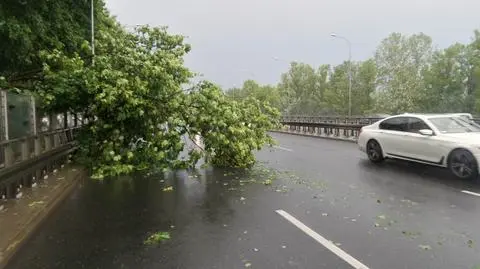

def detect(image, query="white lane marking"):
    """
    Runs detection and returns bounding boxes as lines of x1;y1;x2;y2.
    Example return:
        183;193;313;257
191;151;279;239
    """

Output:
273;145;293;152
461;190;480;197
275;209;370;269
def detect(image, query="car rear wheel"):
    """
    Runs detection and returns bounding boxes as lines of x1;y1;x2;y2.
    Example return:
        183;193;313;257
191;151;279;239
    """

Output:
448;149;478;180
366;140;384;163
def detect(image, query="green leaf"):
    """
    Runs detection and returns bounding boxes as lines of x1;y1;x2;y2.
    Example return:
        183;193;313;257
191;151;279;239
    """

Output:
144;231;171;245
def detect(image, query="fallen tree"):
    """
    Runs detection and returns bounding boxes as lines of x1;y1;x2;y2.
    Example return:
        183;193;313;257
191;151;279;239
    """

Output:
35;18;279;178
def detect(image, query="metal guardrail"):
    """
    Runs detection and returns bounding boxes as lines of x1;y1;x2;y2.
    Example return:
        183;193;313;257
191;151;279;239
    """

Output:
281;115;480;124
279;123;363;141
279;116;380;140
279;115;480;141
281;116;382;125
0;127;82;203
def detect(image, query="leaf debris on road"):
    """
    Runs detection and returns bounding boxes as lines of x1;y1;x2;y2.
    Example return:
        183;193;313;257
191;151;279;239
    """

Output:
28;201;45;207
144;231;171;245
402;230;421;239
162;186;173;192
418;244;432;250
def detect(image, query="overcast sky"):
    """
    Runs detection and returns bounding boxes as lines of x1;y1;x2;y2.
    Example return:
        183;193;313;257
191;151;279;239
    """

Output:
105;0;480;89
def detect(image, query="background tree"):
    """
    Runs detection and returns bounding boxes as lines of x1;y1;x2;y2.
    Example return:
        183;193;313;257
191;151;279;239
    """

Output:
374;32;434;113
225;80;281;109
315;64;332;114
423;43;470;112
324;62;349;115
278;62;316;114
323;61;376;116
354;59;377;115
277;62;331;115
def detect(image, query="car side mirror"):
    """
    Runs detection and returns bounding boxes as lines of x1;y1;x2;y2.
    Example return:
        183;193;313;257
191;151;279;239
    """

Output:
419;129;433;136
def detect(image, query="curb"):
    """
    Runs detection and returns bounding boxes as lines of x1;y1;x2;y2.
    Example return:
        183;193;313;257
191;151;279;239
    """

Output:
270;130;357;143
0;166;86;269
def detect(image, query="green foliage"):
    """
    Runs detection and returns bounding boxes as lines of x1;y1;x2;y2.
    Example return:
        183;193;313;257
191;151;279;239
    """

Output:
374;32;433;114
354;59;377;114
274;60;375;116
35;17;279;177
188;82;280;168
39;24;190;178
144;231;171;245
423;43;470;112
0;0;107;88
226;80;281;110
278;62;324;115
324;62;350;115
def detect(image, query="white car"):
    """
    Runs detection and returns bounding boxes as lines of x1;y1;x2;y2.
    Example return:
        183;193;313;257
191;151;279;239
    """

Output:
357;113;480;180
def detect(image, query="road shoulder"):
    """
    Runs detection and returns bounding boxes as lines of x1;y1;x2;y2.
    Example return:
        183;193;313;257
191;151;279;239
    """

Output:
0;165;86;269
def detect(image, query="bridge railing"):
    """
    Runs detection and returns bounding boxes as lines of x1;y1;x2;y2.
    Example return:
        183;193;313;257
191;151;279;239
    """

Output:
280;116;480;141
0;126;84;203
279;116;381;141
0;90;89;205
281;115;383;125
279;115;480;141
0;127;82;168
278;122;363;141
282;115;480;124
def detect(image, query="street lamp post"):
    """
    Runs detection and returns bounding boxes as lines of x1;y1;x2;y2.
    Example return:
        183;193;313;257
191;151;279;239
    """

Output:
91;0;95;64
330;33;352;117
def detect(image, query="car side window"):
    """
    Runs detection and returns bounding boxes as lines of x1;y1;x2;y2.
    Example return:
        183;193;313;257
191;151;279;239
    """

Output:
379;117;409;132
407;117;431;133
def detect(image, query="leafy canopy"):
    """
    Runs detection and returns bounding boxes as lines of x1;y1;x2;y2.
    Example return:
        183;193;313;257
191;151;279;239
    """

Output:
37;22;279;178
0;0;108;86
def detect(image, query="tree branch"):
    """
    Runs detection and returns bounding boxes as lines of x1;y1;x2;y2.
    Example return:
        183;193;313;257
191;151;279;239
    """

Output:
186;130;204;151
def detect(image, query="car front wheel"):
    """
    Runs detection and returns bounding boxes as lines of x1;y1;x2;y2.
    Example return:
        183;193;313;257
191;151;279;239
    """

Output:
366;140;384;163
448;149;478;180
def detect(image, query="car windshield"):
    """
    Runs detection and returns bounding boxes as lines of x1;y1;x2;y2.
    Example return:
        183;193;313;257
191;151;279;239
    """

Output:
429;117;480;133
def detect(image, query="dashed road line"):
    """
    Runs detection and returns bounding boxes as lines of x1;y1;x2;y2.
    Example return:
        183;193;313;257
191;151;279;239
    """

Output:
272;146;293;152
461;190;480;197
275;209;370;269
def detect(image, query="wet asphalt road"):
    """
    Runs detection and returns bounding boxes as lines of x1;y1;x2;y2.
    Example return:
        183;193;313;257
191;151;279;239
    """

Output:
5;133;480;269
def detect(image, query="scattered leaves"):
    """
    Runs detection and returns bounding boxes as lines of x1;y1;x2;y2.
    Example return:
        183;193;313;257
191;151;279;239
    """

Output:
144;232;171;245
162;186;174;192
401;231;421;239
28;201;45;207
418;244;432;251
